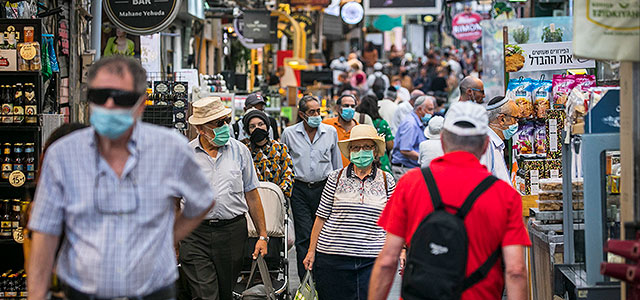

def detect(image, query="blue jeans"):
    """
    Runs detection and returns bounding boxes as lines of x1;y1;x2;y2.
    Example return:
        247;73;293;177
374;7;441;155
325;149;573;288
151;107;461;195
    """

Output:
314;253;376;300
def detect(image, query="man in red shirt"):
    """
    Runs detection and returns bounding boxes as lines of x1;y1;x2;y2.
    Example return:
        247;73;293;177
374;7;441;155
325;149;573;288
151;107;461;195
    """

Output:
369;101;530;300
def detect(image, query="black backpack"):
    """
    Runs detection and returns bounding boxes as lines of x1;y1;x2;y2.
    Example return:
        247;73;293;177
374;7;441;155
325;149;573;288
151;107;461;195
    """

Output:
372;75;386;96
401;168;501;300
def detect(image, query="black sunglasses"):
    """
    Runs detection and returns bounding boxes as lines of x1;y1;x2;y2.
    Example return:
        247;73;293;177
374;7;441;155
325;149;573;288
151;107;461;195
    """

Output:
87;88;143;107
206;116;231;128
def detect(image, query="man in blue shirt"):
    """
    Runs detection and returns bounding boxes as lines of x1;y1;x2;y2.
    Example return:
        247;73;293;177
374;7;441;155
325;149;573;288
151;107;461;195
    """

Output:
281;95;342;280
28;56;215;300
391;96;435;178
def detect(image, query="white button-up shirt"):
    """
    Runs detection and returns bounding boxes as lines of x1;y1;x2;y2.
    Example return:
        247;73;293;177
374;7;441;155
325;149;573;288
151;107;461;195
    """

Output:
480;129;511;182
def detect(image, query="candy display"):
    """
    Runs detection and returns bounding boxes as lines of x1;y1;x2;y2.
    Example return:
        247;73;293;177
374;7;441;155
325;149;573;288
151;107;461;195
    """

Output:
544;159;562;179
517;122;535;157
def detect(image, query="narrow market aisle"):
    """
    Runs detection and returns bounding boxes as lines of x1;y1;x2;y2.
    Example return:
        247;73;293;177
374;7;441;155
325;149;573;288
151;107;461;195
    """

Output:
288;247;402;299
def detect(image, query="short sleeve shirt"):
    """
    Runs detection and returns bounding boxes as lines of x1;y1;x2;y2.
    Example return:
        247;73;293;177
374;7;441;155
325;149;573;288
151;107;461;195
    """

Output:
378;151;531;300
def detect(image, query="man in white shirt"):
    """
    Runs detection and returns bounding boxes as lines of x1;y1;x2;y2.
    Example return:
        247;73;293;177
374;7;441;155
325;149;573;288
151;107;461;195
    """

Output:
392;90;424;135
419;116;445;167
378;87;398;129
390;75;411;103
330;52;349;86
367;62;390;99
480;96;520;182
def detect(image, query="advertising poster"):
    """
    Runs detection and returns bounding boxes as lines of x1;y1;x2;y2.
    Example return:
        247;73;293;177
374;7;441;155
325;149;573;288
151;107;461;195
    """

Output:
504;42;595;72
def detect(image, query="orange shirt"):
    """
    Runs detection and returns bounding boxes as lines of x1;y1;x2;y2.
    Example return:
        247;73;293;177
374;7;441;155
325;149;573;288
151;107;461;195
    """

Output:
322;116;358;167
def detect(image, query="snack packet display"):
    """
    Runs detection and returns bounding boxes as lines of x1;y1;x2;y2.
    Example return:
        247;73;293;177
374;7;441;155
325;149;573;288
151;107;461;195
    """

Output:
535;122;546;157
572;74;596;92
516;122;535;158
507;78;533;119
552;74;575;109
532;80;552;119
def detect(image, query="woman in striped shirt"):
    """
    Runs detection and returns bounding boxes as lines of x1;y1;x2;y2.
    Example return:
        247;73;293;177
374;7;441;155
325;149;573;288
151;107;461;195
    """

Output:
303;124;396;300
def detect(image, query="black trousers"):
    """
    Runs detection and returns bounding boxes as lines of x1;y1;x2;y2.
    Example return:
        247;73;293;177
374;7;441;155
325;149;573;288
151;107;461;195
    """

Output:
290;180;325;281
178;216;248;300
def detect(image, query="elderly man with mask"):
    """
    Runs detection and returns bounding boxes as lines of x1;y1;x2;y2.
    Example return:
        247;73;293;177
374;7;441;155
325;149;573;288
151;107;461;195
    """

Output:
181;96;269;300
458;76;485;104
390;95;435;178
480;96;520;182
28;56;216;300
323;94;360;167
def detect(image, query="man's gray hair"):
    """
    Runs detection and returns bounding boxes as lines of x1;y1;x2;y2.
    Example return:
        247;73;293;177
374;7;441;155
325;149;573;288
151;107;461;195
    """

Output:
487;101;513;122
441;129;487;158
414;95;435;111
298;95;319;113
87;56;147;94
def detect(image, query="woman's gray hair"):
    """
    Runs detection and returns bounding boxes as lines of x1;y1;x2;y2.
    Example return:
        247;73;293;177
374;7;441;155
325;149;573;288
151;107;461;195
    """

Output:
87;56;148;95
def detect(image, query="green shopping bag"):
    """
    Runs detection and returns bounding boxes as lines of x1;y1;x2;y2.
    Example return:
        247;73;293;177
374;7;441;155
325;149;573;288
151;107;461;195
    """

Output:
294;270;318;300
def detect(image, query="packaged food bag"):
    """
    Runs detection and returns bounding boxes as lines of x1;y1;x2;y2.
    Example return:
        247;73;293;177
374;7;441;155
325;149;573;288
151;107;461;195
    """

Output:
532;80;552;119
552;74;575;109
507;78;533;119
294;271;318;300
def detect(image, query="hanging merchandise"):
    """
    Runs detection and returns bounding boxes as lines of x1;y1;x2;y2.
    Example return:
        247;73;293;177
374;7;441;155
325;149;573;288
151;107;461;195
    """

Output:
40;41;51;81
44;36;59;72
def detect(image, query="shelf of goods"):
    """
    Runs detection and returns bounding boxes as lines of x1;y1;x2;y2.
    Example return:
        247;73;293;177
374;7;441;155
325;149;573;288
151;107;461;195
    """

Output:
0;18;44;276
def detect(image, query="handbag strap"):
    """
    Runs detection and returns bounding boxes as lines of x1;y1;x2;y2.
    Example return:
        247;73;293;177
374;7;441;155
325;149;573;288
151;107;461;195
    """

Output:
301;270;316;294
245;254;276;299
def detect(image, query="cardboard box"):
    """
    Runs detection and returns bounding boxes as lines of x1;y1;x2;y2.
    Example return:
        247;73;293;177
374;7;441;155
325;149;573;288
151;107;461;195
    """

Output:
522;195;539;217
0;49;17;71
545;109;565;159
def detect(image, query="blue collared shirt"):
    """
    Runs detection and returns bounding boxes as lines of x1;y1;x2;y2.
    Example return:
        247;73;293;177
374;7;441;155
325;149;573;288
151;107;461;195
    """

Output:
392;111;426;168
189;136;260;220
28;122;215;298
281;122;341;183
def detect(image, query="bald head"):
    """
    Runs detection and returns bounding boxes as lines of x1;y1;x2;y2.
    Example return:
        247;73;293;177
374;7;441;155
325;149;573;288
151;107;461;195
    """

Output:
459;76;485;104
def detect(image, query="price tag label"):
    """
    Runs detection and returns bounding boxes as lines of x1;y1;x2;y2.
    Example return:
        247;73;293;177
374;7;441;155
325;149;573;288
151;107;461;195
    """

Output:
9;170;25;187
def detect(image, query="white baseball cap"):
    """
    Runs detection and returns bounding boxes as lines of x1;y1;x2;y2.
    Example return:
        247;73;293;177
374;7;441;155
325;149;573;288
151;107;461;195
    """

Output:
374;62;383;71
443;101;489;136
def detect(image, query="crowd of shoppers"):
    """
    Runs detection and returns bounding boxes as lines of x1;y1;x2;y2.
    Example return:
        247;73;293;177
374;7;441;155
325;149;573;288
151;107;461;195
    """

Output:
25;55;529;300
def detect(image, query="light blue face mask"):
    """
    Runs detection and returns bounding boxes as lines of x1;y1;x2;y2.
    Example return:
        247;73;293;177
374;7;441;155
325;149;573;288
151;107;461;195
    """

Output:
421;113;432;125
394;85;402;91
90;104;137;140
306;115;322;128
341;107;355;121
503;123;519;140
439;108;446;114
350;150;374;168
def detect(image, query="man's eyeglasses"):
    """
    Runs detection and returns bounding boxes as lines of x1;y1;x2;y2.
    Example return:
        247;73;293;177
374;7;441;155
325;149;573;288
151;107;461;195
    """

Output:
87;88;143;107
350;144;376;152
305;109;321;116
248;122;266;130
469;88;485;94
94;171;140;215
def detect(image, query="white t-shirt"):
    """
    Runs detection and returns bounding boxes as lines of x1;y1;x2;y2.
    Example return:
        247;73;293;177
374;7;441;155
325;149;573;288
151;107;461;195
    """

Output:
391;101;413;135
419;139;444;168
378;99;397;128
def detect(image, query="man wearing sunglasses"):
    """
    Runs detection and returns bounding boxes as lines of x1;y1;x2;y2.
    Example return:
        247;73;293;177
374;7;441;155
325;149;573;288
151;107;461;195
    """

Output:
323;94;360;167
28;56;216;300
182;96;268;300
459;76;486;104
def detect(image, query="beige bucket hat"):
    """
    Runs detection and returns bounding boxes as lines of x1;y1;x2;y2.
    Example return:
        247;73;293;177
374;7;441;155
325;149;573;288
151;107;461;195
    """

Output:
338;124;386;158
188;97;232;125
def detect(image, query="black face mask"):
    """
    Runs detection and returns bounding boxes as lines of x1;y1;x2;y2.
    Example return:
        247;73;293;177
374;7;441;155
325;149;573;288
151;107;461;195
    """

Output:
250;128;269;145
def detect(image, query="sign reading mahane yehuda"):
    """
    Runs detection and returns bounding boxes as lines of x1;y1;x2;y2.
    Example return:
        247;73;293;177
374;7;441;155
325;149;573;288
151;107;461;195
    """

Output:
103;0;181;35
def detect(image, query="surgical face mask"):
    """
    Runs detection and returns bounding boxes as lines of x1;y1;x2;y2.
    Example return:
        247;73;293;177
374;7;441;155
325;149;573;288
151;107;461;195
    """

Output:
394;84;401;91
90;103;138;140
341;107;355;121
502;123;519;140
438;108;446;114
204;124;231;146
350;150;374;168
421;113;433;125
306;115;322;128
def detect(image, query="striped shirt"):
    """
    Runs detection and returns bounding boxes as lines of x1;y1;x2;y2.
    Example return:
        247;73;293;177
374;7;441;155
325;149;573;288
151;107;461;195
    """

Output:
28;122;215;297
316;164;395;257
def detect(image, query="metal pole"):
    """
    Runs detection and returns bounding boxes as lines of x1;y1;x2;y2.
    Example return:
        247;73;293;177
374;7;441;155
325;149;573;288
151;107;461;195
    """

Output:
91;1;102;61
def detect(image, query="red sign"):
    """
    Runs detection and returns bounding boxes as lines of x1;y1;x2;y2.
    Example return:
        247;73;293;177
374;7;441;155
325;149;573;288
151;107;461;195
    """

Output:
452;12;483;41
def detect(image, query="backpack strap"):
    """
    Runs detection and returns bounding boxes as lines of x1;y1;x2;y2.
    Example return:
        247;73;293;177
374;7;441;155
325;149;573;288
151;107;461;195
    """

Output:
359;113;365;124
420;167;444;210
463;247;502;290
383;171;388;195
455;176;498;219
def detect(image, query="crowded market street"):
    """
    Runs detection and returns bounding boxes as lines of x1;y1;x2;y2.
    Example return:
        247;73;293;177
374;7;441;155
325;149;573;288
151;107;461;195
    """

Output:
0;0;639;300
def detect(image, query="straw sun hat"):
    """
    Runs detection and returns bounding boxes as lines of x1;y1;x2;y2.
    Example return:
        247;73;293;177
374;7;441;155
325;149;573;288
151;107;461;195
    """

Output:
188;96;232;125
338;124;386;159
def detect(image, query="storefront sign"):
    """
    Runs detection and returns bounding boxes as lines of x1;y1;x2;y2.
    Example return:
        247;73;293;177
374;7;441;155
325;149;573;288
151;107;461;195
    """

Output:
365;0;440;16
573;0;640;61
243;10;278;44
341;2;364;25
505;42;595;72
452;12;483;41
103;0;181;35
